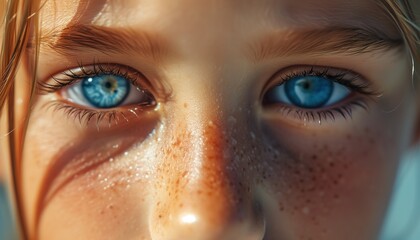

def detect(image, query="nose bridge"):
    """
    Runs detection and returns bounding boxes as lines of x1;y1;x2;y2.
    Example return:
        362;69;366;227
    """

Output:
149;104;264;239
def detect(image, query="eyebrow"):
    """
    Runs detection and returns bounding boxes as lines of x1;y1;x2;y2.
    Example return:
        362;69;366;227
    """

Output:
35;24;168;62
248;27;404;62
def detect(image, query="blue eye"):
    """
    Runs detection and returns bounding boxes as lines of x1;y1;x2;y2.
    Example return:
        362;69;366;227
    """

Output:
64;74;153;109
264;75;351;109
81;75;130;108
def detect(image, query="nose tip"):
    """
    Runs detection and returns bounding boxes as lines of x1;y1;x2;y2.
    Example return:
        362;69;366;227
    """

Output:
149;184;266;240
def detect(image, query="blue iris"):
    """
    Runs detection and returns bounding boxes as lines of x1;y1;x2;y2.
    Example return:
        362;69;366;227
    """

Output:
285;76;333;108
81;74;130;108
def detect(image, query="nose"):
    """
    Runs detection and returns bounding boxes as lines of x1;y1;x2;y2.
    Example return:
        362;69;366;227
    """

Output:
149;112;266;240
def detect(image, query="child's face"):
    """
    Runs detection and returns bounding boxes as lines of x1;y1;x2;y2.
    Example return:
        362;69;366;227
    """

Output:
12;0;419;239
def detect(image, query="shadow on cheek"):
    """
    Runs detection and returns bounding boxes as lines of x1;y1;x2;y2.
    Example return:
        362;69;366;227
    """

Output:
32;119;157;236
259;119;396;235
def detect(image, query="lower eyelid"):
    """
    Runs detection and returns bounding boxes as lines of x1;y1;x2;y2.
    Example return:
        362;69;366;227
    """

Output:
263;97;370;125
45;100;158;128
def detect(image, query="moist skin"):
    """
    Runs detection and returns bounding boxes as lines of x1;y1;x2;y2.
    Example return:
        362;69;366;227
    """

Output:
11;0;419;239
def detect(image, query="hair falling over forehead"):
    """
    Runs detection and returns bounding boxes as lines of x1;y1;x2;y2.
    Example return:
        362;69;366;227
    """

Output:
0;0;420;239
1;0;40;239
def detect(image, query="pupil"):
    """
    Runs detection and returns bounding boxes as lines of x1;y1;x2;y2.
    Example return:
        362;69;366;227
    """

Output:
301;80;311;90
102;77;118;93
105;81;113;89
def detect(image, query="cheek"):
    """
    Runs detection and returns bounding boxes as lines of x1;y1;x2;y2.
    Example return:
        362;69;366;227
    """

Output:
258;106;409;239
22;102;159;239
37;168;152;240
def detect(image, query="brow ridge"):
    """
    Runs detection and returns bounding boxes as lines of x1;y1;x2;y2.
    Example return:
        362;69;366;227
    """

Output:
37;24;167;62
249;27;404;62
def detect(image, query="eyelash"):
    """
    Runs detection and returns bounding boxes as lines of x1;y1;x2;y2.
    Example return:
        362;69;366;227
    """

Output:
39;62;145;93
39;62;155;127
264;66;381;124
40;64;380;127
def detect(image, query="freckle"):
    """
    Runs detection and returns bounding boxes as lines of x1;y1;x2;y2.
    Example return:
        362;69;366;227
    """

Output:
311;155;317;160
183;103;188;108
159;214;162;219
278;202;285;211
302;206;310;215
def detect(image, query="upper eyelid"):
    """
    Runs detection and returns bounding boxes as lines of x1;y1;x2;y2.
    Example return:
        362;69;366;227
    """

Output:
37;63;154;94
280;68;361;91
63;64;146;88
261;65;382;101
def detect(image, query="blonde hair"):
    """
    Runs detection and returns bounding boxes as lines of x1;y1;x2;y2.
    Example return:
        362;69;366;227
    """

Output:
0;0;419;239
1;1;40;239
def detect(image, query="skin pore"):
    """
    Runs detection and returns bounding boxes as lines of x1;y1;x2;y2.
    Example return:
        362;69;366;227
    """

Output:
4;0;420;239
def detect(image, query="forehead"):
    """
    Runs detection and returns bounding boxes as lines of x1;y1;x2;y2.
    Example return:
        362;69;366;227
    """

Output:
40;0;397;36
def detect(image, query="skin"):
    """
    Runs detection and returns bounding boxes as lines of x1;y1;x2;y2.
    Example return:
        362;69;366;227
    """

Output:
2;0;420;239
